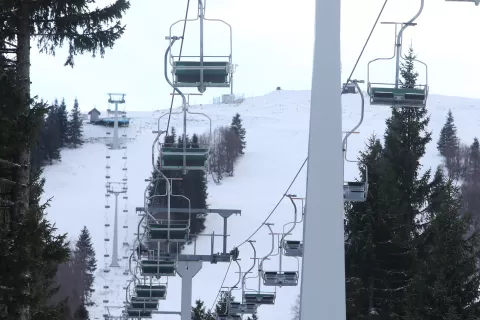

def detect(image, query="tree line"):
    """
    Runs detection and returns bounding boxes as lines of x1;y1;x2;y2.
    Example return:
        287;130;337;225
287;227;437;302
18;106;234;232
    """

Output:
0;1;130;320
147;113;247;254
31;98;85;171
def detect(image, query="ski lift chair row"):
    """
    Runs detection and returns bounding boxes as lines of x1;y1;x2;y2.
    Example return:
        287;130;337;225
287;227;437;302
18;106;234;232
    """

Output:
262;271;299;287
136;284;167;300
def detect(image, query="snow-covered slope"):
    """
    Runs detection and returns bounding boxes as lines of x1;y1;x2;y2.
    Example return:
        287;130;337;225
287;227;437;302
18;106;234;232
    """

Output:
41;90;480;320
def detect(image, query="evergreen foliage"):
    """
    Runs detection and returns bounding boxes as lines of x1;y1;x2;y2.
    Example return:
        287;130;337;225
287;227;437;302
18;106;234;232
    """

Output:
345;45;480;320
68;99;84;148
230;113;246;155
192;299;215;320
74;226;97;306
437;110;461;178
57;99;69;148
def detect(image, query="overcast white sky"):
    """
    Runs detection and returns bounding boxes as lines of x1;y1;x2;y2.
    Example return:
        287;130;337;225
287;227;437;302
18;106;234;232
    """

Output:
30;0;480;112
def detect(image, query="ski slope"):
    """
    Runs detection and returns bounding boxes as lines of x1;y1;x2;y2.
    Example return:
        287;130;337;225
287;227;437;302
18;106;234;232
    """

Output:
41;90;480;320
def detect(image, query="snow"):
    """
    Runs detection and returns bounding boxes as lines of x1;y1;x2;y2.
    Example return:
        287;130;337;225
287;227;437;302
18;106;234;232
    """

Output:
41;90;480;320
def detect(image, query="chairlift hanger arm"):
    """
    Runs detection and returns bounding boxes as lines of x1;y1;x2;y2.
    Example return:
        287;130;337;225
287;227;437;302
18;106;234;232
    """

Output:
342;80;364;152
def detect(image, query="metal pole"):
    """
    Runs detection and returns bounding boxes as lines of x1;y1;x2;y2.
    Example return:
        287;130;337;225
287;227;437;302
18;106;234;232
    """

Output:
299;1;344;320
113;102;119;149
110;193;120;267
199;0;205;93
176;261;202;320
394;0;424;88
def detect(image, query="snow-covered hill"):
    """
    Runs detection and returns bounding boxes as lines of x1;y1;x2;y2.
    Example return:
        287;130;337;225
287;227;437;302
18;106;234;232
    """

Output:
41;90;480;320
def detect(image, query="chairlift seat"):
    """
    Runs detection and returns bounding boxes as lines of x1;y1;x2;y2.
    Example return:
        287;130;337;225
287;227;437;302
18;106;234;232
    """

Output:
243;293;275;305
148;222;189;241
343;182;367;202
369;86;427;107
262;271;299;287
283;240;303;257
173;61;230;87
130;297;158;310
161;147;209;170
140;259;176;276
217;315;242;320
228;302;257;314
136;285;167;299
126;309;152;318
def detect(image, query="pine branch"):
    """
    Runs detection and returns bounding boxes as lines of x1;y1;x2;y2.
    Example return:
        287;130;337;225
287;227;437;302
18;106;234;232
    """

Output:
0;199;15;207
0;177;16;186
0;158;21;169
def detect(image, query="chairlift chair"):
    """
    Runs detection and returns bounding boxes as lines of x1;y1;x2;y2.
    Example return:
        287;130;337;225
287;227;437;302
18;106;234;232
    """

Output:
136;284;167;300
147;220;190;242
243;292;276;305
166;0;233;93
262;271;299;287
125;309;152;319
228;302;257;315
140;259;176;276
366;4;429;108
283;240;303;257
129;297;159;311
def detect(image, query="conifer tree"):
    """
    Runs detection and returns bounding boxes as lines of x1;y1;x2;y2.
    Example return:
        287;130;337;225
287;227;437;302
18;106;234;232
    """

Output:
192;300;214;320
412;167;480;318
73;303;89;320
68;98;84;148
381;45;432;318
345;136;390;319
230;113;246;155
437;109;460;178
74;226;97;306
462;138;480;222
44;102;62;164
57;98;69;148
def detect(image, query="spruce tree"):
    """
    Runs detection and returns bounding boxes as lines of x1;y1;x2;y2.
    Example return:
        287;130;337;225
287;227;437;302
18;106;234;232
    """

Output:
74;226;97;306
68;99;84;148
381;45;432;318
192;300;214;320
230;113;246;155
345;136;390;319
437;110;460;178
44;102;62;164
73;303;89;320
57;98;69;148
414;167;480;318
461;138;480;222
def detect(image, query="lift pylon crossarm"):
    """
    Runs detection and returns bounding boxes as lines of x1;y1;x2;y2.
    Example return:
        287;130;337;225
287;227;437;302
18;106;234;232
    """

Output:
445;0;480;4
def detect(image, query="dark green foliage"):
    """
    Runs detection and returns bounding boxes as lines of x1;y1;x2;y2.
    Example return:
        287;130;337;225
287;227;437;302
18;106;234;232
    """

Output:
57;99;69;148
462;138;480;221
345;136;390;319
73;303;89;320
192;299;214;320
1;1;130;318
411;167;480;318
346;44;480;320
230;113;246;155
437;110;461;178
43;102;62;164
399;46;419;89
68;99;84;148
74;226;97;306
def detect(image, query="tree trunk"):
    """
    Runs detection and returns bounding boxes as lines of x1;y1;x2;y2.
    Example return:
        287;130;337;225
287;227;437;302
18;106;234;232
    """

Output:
14;1;32;319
